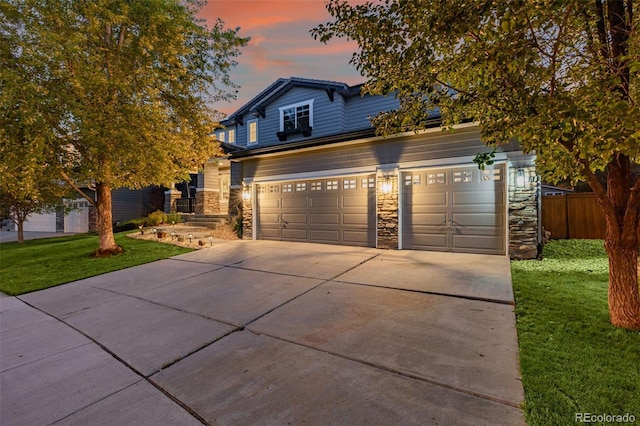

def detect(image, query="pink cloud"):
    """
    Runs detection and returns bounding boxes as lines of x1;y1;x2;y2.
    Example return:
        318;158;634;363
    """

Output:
198;1;366;115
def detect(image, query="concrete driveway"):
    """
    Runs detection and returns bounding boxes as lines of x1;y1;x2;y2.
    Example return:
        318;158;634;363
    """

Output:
1;240;524;425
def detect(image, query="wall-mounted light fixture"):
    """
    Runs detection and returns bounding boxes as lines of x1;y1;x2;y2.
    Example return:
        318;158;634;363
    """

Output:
242;186;251;201
381;175;393;194
516;169;526;188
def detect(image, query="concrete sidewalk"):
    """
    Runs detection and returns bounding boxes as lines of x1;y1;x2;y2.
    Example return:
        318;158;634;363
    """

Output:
1;240;524;425
0;231;80;244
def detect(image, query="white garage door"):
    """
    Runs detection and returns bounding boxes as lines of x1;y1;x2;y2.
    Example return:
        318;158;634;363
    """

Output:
64;200;89;233
402;164;506;254
23;211;56;232
257;174;376;247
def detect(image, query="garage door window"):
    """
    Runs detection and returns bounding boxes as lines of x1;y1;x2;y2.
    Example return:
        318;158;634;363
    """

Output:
327;180;338;190
296;182;307;192
343;179;356;189
283;184;293;193
361;177;375;188
428;172;445;185
311;182;322;191
404;174;421;186
453;169;473;183
481;168;502;181
269;185;280;193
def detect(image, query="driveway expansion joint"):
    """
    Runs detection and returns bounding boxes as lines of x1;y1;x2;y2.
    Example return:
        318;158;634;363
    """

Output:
244;329;522;410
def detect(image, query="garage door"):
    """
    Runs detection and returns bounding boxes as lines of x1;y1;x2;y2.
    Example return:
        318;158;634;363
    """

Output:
64;200;89;233
23;211;56;232
257;174;376;247
402;164;506;254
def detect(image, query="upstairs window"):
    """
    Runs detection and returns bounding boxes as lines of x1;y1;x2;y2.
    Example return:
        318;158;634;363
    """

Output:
278;100;313;141
228;129;235;144
247;120;258;144
217;131;225;142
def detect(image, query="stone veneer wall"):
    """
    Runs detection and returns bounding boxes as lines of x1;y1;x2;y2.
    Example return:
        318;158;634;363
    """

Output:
88;204;98;232
164;189;181;214
241;188;253;240
377;174;399;249
195;189;220;215
508;165;539;259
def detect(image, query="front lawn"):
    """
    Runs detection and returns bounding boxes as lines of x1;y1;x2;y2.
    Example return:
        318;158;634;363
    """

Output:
0;232;192;295
512;240;640;425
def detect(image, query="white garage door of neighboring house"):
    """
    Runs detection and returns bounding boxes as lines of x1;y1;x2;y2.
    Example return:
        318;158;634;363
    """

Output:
257;174;376;247
23;211;56;232
401;164;506;255
64;200;90;233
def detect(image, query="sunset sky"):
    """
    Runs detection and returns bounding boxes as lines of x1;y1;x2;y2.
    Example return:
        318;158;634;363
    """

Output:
198;0;365;116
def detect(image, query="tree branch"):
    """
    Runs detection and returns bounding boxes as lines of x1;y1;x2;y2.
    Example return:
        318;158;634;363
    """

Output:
60;171;96;206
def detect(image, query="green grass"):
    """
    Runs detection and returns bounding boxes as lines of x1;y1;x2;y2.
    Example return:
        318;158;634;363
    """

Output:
0;232;192;295
512;239;640;425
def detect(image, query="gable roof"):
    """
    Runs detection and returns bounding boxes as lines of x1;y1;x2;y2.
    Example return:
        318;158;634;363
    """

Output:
222;77;363;126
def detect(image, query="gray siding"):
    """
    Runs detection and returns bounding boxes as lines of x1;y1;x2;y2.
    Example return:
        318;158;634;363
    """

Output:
254;87;346;147
345;94;400;130
240;129;519;180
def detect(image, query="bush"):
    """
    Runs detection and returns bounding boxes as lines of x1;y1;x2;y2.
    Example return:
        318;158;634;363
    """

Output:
146;210;167;226
231;213;242;238
166;212;183;224
113;218;145;233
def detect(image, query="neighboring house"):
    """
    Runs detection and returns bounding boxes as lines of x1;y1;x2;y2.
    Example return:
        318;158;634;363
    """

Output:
180;77;541;259
22;187;163;233
541;184;574;196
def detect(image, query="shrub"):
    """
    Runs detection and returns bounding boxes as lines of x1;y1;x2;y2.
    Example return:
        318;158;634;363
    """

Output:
113;218;145;233
166;212;183;224
146;210;167;226
231;213;242;238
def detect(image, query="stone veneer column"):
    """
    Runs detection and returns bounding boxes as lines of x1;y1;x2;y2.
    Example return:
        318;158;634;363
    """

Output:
376;172;399;249
242;186;253;240
195;189;220;215
508;165;539;259
164;188;181;214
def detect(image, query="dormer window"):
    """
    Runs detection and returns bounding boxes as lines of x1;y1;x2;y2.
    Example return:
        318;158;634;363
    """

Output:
278;100;313;141
228;129;235;144
217;131;225;142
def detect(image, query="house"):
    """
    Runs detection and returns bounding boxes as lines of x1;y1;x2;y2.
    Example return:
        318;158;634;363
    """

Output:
20;186;164;233
176;77;540;259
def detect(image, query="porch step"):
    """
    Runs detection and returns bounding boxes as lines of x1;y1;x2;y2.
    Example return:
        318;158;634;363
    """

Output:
182;214;228;230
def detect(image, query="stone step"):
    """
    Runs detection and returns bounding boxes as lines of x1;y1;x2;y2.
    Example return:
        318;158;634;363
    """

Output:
184;221;225;230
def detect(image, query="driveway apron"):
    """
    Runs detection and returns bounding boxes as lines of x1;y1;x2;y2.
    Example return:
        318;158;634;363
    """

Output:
1;240;524;425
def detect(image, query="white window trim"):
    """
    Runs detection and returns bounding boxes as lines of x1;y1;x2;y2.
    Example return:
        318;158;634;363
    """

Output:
278;99;314;132
217;131;225;142
247;120;258;145
228;129;235;144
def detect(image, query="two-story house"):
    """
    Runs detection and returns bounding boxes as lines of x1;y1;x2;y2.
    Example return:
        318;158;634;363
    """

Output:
176;77;540;259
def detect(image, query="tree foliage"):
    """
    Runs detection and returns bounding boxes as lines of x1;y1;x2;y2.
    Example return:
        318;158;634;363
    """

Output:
314;0;640;329
1;0;248;253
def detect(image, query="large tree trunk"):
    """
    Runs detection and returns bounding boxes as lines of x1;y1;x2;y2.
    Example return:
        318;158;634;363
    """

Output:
603;155;640;330
605;242;640;330
94;182;123;256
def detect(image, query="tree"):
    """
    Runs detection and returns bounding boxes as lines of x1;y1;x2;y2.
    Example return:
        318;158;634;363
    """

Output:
0;2;72;243
2;0;248;256
313;0;640;330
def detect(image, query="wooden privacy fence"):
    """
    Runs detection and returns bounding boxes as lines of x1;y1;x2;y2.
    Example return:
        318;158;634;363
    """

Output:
542;193;606;239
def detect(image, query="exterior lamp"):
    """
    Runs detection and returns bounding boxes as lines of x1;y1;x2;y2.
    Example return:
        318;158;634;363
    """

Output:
242;187;251;201
152;228;157;234
381;176;393;195
188;233;193;244
516;169;526;188
208;236;213;247
170;231;176;240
